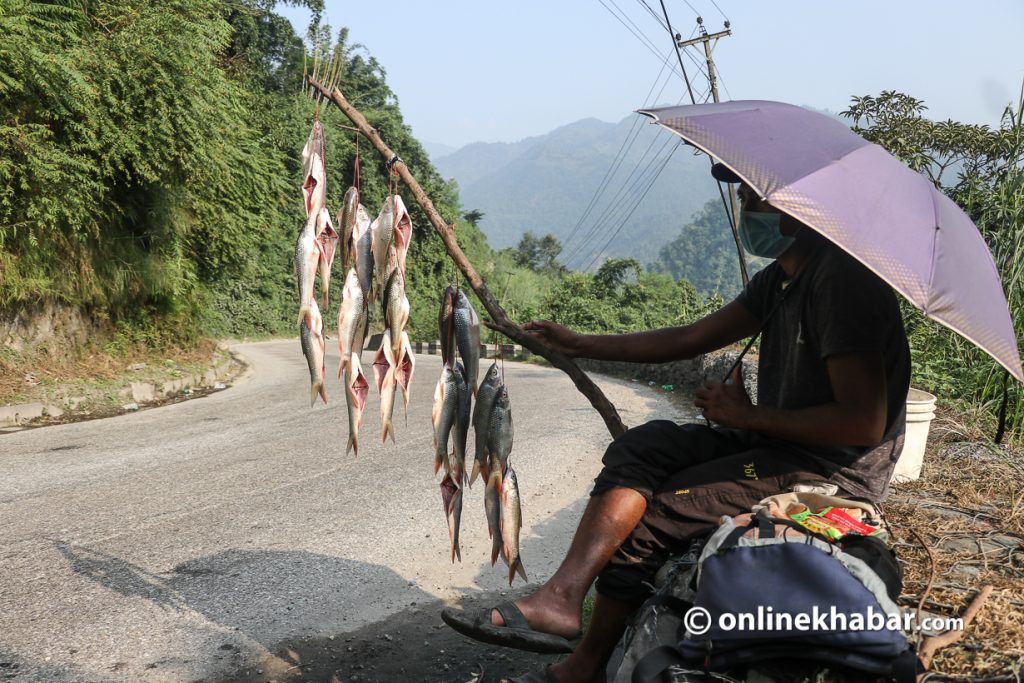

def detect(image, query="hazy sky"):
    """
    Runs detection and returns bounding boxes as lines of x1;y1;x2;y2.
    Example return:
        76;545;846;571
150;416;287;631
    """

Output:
281;1;1024;148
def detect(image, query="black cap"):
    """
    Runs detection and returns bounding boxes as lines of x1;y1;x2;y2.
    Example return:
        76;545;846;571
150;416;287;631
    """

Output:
710;162;742;184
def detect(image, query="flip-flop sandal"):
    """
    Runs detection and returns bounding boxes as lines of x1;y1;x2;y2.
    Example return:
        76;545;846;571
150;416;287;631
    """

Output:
441;601;579;654
504;664;561;682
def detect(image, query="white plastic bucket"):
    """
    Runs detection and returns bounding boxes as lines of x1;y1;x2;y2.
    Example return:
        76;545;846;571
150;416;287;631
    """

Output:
892;388;937;482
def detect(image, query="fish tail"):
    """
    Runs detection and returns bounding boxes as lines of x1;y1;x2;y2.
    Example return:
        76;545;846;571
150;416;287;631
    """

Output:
510;558;526;585
490;535;502;567
310;381;322;407
382;419;395;444
347;431;358;457
298;304;311;326
469;459;481;487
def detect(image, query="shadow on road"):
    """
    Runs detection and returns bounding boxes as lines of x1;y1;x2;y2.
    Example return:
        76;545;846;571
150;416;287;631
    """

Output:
46;490;591;682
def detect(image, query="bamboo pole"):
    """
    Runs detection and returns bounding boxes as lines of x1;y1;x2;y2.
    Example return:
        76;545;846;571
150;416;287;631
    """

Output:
307;77;626;439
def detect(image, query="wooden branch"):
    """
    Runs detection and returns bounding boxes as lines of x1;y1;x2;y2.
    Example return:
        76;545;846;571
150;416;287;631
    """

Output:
308;77;627;440
917;584;994;676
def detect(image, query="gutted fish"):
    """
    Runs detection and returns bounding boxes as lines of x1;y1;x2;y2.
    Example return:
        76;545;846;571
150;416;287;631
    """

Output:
315;207;339;309
394;330;415;420
344;353;369;456
440;473;463;563
392;195;412;274
484;455;503;566
352;204;373;302
338;186;359;270
437;286;457;367
301;120;327;217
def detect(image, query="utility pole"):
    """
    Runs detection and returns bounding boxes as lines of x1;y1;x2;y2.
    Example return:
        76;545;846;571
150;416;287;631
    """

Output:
678;19;749;287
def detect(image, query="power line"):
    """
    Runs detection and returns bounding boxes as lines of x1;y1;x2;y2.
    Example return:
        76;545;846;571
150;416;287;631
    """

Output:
580;142;683;271
559;52;676;254
659;0;696;104
567;133;679;268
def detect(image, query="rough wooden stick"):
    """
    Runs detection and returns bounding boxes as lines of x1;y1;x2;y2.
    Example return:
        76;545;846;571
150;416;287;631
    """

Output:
918;584;995;675
308;77;627;439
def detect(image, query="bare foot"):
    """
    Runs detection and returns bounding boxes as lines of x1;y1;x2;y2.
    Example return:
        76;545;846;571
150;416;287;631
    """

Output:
490;587;581;639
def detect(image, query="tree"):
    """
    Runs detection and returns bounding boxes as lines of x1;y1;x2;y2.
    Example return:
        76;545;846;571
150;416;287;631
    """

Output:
513;231;567;275
462;209;485;227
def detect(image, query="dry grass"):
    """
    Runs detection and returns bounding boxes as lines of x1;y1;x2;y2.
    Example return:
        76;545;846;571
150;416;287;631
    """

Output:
885;411;1024;679
0;338;217;405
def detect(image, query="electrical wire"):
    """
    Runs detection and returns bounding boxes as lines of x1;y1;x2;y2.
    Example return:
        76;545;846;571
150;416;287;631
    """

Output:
580;142;683;271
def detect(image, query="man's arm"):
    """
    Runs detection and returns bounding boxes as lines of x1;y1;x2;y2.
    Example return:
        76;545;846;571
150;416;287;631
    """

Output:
695;350;889;448
523;299;761;364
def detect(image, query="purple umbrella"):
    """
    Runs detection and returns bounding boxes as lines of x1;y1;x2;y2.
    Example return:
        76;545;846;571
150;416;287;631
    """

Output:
641;100;1023;383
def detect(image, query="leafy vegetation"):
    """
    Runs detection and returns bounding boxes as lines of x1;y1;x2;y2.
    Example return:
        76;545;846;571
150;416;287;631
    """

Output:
844;90;1024;438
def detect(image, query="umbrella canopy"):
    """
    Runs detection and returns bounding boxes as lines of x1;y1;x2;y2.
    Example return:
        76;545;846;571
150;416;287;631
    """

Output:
641;100;1023;383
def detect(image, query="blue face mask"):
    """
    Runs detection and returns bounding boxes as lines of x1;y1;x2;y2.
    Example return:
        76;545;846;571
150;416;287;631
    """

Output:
738;211;796;258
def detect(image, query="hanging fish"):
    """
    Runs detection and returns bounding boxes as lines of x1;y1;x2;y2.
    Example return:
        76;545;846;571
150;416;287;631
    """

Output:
452;361;471;488
487;385;513;474
484;454;503;566
301;120;327;217
391;195;412;274
440;472;462;563
437;286;457;367
431;364;459;476
394;330;415;421
352;204;373;302
373;331;399;444
338;186;359;270
315;207;339;309
344;353;369;456
500;466;527;584
471;361;503;486
453;288;480;396
382;268;410;363
295;211;321;325
299;297;327;407
371;196;398;303
337;267;367;378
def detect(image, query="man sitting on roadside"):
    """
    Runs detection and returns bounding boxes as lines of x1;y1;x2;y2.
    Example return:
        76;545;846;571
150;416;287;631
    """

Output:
443;162;911;683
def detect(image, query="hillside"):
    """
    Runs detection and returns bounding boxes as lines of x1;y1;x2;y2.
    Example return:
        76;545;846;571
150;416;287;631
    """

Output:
435;115;722;269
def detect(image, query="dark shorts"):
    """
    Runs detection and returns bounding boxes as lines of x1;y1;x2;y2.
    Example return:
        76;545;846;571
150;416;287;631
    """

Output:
592;420;835;602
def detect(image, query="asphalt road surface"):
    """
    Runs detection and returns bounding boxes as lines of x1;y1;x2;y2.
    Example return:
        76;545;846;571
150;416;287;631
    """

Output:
0;339;687;682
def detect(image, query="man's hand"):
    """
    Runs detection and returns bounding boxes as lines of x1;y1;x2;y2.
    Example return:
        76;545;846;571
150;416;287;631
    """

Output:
522;320;584;357
693;366;753;429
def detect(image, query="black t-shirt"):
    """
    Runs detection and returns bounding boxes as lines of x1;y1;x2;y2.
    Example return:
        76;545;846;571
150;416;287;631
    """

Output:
735;244;911;501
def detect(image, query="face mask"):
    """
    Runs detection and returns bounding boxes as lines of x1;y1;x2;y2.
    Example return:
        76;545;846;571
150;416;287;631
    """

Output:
738;211;796;258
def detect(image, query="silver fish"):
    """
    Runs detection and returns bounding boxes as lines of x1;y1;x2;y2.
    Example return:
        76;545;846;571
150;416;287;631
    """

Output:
454;360;473;489
382;268;409;362
352;204;373;302
431;364;459;476
392;195;412;274
299;297;327;406
471;361;503;486
371;196;397;303
344;353;369;456
484;455;503;566
486;385;513;473
437;286;457;367
295;211;320;325
338;186;359;270
500;466;527;584
451;362;470;487
440;472;462;563
337;267;367;378
453;289;480;397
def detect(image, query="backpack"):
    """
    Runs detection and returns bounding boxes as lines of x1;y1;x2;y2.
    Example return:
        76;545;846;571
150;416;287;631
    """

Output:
625;510;922;682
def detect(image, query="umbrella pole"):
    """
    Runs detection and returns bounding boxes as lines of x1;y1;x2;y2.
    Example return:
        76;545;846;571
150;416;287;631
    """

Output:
307;76;627;440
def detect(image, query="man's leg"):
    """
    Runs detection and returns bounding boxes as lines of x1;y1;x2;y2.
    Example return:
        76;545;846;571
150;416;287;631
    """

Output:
491;487;647;639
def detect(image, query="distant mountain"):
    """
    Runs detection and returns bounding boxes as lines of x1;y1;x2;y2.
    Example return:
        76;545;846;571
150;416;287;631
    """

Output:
421;141;457;160
435;115;722;270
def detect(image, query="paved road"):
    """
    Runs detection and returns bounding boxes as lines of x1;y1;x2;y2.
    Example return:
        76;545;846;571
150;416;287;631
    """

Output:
0;339;686;682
